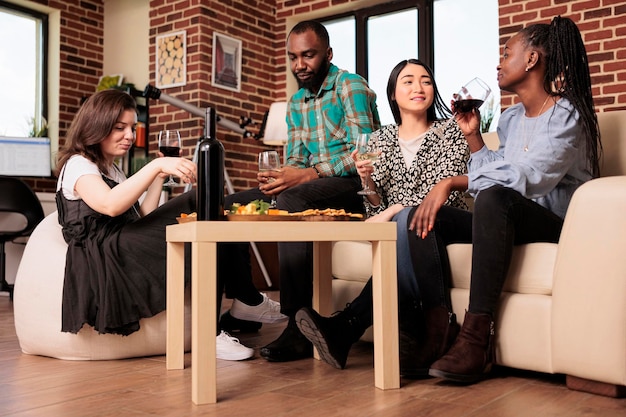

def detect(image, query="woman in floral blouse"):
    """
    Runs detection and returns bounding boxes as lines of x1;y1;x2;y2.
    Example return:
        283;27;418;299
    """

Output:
295;59;470;375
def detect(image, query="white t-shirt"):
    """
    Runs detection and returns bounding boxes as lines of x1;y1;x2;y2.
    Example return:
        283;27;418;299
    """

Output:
57;155;126;201
398;132;427;169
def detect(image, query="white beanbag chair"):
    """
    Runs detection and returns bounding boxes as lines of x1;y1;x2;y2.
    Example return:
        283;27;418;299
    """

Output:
13;212;191;360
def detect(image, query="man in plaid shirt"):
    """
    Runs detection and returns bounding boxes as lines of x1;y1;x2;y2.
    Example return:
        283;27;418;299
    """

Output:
220;20;380;363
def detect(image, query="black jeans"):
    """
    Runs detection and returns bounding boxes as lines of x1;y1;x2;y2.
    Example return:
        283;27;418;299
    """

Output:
408;185;564;317
219;176;363;317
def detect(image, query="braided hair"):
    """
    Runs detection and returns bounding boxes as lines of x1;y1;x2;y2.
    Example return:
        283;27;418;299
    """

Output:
519;16;601;177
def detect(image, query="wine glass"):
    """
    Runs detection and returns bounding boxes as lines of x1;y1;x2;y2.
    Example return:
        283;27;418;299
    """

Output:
258;150;281;208
158;130;181;187
434;77;492;139
355;133;379;196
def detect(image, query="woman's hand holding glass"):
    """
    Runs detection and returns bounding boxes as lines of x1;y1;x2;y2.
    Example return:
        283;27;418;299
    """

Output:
353;133;380;196
154;157;197;185
158;130;182;187
434;77;491;140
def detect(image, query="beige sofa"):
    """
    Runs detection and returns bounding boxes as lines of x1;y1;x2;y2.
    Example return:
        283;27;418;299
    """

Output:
331;110;626;396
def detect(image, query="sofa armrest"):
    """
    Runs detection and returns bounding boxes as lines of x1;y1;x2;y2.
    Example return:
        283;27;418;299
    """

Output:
552;176;626;385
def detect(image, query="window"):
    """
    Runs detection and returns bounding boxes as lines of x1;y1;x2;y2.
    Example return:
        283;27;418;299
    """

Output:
321;0;499;129
321;1;428;125
0;1;48;137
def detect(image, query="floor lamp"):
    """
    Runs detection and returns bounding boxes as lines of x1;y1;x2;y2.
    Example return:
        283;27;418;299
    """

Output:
261;102;289;160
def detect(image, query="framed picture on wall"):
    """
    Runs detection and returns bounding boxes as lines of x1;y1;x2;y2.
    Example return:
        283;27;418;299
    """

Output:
212;32;242;92
155;30;186;88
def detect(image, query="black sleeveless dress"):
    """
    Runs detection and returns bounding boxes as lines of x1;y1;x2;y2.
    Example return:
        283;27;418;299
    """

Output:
57;173;195;335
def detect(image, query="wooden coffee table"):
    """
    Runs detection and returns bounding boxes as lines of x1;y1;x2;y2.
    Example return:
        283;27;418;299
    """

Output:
166;220;399;404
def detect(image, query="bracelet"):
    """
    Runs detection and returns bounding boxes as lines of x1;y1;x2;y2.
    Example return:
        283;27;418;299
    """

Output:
311;164;322;178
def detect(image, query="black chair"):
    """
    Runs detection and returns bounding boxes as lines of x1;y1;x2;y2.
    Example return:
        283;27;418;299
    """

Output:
0;176;45;300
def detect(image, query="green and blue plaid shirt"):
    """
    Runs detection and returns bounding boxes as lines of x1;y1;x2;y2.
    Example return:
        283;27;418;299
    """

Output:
286;64;380;177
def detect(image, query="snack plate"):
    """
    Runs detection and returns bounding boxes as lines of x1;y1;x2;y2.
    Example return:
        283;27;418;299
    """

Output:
227;214;301;222
226;214;362;222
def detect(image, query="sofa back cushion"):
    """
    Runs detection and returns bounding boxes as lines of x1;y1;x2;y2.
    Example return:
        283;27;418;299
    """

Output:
447;242;557;295
597;110;626;177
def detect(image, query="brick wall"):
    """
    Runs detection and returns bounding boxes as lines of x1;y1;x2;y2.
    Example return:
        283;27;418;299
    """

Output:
148;0;285;192
23;0;104;192
497;0;626;111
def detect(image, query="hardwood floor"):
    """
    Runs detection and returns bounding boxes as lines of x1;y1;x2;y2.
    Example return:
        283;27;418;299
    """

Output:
1;292;624;416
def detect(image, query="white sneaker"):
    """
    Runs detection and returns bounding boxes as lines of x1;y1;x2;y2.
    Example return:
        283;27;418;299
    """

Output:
230;293;288;323
216;331;254;361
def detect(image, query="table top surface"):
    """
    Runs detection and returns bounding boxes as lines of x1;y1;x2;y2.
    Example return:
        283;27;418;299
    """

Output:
166;219;397;243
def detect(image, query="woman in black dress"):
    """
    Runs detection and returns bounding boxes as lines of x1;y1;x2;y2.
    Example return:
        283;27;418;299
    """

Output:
55;89;261;360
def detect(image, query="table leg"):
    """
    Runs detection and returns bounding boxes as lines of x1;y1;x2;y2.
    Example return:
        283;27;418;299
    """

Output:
312;241;333;361
191;241;217;404
312;241;333;316
371;240;400;390
166;241;185;370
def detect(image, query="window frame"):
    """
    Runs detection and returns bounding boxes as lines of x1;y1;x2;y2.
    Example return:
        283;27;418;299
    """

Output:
320;0;433;80
0;0;49;136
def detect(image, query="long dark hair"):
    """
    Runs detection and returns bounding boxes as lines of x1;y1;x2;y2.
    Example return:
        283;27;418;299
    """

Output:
56;89;137;177
519;16;601;177
386;59;451;125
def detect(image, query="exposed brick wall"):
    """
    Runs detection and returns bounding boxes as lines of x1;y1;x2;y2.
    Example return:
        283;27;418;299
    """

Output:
498;0;626;112
22;0;104;193
148;0;285;192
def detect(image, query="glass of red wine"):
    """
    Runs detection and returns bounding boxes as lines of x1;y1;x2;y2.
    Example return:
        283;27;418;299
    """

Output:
434;77;491;139
158;130;181;187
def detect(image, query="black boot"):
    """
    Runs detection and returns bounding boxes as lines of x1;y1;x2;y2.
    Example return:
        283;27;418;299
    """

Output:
397;302;425;377
260;317;313;362
219;310;262;333
429;311;495;383
295;305;366;369
402;306;459;378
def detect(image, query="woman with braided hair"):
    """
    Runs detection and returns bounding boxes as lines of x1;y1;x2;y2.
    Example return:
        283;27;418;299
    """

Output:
404;15;601;383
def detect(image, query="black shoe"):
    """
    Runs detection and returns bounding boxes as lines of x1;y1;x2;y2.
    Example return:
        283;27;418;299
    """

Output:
399;329;426;378
295;307;361;369
260;319;313;362
219;310;262;333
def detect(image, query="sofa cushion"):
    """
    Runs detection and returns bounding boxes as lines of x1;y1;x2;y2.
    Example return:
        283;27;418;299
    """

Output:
332;240;557;296
448;242;557;295
332;241;372;283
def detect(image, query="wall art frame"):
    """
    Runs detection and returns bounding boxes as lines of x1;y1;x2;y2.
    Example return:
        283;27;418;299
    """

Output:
155;30;186;88
211;32;242;92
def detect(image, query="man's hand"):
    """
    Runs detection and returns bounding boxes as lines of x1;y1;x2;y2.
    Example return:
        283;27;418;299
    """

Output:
258;166;317;196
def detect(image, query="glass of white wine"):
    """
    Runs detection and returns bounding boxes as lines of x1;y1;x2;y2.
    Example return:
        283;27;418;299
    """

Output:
258;150;281;208
355;133;379;196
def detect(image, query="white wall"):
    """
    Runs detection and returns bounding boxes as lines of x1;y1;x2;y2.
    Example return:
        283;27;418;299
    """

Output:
103;0;150;90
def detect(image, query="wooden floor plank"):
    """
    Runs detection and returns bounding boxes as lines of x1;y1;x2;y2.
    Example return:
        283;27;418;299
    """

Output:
1;292;624;416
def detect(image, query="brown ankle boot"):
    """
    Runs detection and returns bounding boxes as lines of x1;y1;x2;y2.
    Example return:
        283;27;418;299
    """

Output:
401;306;460;378
428;311;495;383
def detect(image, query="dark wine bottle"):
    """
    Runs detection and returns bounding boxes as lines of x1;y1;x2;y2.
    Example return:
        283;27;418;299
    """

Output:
197;107;225;221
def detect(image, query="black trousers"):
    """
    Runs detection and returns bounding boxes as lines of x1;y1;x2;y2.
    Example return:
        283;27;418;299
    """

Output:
407;185;564;317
